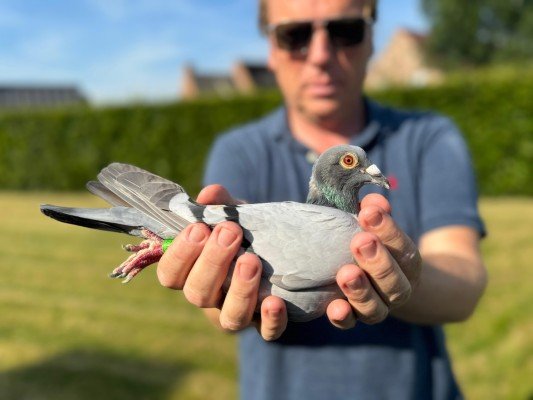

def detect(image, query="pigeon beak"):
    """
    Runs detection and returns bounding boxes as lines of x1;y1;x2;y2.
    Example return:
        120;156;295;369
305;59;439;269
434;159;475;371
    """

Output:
365;164;390;190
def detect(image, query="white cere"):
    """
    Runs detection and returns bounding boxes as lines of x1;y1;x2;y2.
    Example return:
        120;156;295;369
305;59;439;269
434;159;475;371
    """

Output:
365;164;382;177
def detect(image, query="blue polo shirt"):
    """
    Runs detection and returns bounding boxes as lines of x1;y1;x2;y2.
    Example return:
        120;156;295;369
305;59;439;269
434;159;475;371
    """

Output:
203;99;485;400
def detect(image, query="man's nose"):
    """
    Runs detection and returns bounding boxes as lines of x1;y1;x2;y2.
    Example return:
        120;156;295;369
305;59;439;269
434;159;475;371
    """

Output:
306;27;334;65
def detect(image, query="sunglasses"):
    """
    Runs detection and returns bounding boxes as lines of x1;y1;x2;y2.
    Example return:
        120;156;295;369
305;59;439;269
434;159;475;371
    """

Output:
267;16;373;55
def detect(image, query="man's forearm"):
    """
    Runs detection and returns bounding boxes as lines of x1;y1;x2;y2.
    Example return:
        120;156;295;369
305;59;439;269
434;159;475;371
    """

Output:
391;254;487;325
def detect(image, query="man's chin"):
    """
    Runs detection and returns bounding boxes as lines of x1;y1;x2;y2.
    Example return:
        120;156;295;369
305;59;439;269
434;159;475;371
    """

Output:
297;98;344;122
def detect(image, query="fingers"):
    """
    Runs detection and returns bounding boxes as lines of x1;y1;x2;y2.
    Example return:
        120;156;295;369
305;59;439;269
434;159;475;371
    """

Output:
220;257;289;340
360;193;392;214
326;298;356;329
336;263;390;324
219;253;262;331
333;231;413;327
183;222;243;307
158;184;288;338
328;195;420;330
197;184;242;205
358;201;422;287
158;220;242;306
157;223;211;289
351;232;411;308
258;296;288;341
157;182;242;292
159;223;284;336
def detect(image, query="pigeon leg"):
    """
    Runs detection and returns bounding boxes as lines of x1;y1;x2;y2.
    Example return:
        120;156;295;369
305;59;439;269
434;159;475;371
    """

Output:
109;230;165;283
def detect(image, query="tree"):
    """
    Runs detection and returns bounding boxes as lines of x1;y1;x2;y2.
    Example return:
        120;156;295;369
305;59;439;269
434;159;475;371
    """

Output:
421;0;533;66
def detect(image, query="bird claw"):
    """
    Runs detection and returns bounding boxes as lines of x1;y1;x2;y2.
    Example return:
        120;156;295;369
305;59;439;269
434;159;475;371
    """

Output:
110;230;164;283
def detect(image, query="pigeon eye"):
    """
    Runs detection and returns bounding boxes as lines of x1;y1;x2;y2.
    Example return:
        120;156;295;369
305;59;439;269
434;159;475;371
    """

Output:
340;153;358;169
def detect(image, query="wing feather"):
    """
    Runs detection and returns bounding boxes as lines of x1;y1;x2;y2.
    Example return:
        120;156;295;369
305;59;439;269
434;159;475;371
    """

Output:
97;163;192;232
86;181;130;207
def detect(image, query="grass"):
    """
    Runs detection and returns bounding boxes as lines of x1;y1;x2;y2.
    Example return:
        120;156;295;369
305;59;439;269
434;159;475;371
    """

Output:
0;193;532;399
446;198;533;400
0;192;237;400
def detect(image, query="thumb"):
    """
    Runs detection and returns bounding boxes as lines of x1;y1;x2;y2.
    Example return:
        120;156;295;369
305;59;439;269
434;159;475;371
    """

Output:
197;184;242;205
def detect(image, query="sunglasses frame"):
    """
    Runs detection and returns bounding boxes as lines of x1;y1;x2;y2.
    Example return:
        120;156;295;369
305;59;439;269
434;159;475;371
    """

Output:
267;16;374;55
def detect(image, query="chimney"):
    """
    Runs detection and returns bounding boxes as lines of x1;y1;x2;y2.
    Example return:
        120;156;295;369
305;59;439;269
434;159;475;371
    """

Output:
181;64;199;99
232;60;256;94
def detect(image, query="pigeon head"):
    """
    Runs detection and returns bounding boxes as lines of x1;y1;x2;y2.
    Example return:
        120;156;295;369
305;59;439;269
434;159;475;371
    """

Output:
306;145;390;214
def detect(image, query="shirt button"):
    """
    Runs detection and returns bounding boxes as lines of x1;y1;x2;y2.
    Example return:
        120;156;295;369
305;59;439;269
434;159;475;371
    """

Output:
305;150;318;164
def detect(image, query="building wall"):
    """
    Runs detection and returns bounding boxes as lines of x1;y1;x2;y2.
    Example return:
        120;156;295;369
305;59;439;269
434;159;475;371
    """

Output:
180;65;200;100
365;29;443;90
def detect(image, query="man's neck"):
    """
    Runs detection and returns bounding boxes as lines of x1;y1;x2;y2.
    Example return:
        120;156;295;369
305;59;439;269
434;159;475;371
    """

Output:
288;100;366;154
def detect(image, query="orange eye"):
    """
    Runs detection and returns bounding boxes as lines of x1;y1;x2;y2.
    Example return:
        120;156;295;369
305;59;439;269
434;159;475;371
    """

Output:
340;153;358;169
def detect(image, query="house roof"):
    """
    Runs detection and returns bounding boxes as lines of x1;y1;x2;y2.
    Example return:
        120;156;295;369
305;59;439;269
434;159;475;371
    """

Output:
193;75;235;95
0;85;87;109
181;61;277;99
243;63;277;88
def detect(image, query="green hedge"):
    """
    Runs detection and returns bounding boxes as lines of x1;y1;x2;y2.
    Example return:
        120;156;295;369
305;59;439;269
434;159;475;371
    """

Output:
373;73;532;196
0;94;281;194
0;74;531;196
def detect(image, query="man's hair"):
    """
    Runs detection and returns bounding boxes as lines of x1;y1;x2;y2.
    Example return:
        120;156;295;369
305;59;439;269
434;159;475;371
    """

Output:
258;0;378;34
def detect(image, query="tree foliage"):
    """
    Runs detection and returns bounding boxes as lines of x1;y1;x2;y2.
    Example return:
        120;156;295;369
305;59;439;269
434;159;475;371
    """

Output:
422;0;533;66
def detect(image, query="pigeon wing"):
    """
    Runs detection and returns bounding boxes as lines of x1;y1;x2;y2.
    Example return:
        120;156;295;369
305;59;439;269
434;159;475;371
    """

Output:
86;181;130;207
97;163;192;232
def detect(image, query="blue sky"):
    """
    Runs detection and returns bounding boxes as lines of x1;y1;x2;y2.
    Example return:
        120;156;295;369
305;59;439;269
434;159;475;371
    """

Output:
0;0;428;104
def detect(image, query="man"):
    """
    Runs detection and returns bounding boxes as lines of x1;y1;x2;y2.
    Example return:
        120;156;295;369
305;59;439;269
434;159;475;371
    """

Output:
157;0;488;398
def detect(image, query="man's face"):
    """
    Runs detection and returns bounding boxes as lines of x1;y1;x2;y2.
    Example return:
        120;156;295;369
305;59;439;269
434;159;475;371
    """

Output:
266;0;373;124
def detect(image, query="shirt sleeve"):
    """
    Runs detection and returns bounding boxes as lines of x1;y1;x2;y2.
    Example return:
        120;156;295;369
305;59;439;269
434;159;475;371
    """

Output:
418;117;486;237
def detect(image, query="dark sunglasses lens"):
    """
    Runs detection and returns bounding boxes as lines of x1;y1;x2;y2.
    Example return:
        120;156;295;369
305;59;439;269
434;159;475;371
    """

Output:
275;22;312;52
328;18;366;47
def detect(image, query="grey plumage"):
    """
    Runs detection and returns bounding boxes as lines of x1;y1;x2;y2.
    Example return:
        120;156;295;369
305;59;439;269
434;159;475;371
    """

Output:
40;144;389;322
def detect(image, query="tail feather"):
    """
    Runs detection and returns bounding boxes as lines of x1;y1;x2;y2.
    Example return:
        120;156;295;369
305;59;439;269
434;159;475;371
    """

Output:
40;204;178;238
41;163;208;239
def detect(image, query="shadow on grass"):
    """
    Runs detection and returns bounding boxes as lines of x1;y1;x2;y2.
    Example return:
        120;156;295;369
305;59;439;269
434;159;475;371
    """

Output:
0;348;191;400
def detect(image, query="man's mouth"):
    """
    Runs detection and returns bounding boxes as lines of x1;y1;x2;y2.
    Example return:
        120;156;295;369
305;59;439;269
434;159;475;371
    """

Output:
306;81;338;97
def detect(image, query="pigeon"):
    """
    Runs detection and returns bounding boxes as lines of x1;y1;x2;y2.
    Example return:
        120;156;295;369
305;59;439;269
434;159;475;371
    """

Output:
40;145;389;322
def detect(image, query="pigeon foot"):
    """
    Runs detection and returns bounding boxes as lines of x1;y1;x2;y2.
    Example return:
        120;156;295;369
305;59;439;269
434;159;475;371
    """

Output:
109;230;164;283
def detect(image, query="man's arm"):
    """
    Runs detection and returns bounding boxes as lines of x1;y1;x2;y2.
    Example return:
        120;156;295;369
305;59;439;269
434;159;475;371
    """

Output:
392;225;487;324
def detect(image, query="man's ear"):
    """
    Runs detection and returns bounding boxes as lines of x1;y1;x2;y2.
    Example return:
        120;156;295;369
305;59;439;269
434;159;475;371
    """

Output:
367;26;375;59
267;40;277;71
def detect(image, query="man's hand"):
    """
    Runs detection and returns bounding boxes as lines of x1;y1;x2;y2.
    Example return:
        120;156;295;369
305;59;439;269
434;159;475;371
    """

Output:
327;194;422;329
158;188;482;336
156;185;288;341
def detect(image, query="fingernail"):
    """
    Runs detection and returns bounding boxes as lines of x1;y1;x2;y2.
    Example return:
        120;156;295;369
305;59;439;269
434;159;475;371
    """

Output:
359;241;377;259
187;225;206;243
367;210;383;228
218;227;238;247
268;308;282;319
238;262;258;281
346;275;364;291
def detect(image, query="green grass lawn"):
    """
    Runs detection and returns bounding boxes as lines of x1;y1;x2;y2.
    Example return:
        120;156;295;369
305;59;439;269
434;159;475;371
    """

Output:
0;193;531;399
446;198;533;400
